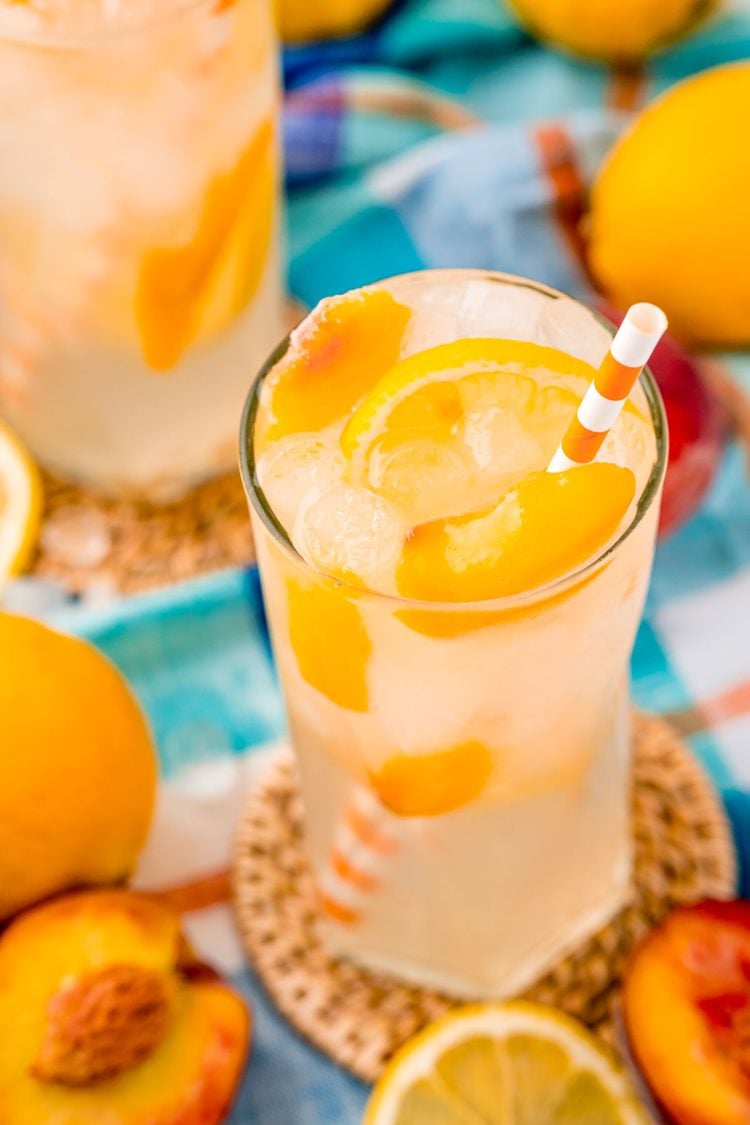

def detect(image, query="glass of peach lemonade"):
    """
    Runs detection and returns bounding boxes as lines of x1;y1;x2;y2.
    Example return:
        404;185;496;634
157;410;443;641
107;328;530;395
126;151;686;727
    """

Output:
241;270;667;997
0;0;282;497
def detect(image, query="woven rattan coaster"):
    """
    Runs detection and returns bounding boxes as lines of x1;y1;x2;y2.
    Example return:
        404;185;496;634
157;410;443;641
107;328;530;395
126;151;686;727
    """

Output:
232;713;736;1082
31;468;255;595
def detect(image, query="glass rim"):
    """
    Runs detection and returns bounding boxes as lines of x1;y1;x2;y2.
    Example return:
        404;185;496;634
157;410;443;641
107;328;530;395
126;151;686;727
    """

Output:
0;0;223;50
239;268;668;615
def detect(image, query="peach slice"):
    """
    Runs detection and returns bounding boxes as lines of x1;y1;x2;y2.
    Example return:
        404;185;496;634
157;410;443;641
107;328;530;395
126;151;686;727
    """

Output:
624;900;750;1125
394;568;598;640
258;288;411;443
0;890;249;1124
136;118;275;372
370;741;494;817
287;577;371;712
396;462;636;603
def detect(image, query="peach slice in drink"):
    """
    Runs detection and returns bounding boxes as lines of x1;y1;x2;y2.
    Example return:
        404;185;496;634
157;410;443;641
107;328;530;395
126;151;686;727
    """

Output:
286;578;372;712
136;118;276;372
370;741;494;818
258;289;412;443
397;463;636;603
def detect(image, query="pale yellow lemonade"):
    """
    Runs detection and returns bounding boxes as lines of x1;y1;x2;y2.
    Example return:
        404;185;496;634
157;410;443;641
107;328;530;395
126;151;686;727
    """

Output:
244;271;665;997
0;0;282;496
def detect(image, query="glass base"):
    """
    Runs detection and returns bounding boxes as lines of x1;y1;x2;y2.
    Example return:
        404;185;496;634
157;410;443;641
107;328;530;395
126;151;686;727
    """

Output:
323;854;631;999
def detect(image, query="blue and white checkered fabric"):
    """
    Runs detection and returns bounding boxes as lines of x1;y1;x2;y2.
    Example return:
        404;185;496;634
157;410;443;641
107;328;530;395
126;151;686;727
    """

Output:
28;1;750;1119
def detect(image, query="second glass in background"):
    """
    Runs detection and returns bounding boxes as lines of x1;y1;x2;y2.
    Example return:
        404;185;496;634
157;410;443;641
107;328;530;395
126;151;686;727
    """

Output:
0;0;283;497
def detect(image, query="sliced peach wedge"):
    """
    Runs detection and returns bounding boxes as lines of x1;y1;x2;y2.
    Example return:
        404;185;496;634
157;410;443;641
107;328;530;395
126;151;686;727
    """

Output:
370;741;494;818
286;577;372;712
0;890;249;1125
396;462;636;603
136;117;276;372
257;288;412;444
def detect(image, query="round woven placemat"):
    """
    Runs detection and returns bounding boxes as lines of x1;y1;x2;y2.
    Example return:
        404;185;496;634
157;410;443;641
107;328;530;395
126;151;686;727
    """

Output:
232;713;736;1083
31;468;255;595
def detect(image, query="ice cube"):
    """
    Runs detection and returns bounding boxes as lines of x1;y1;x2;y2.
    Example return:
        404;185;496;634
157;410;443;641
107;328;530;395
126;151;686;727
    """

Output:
398;275;530;350
0;576;71;616
257;434;346;533
40;506;111;569
294;485;404;591
367;436;474;524
0;1;43;37
462;406;542;486
2;0;148;33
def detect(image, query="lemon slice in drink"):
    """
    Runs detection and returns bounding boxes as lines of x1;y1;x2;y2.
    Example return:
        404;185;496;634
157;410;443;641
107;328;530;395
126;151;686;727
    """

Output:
365;1001;649;1125
340;338;586;523
340;338;589;462
0;420;42;582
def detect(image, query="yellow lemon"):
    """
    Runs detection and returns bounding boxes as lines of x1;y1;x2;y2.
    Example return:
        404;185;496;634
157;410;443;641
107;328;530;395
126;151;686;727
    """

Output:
340;337;587;467
0;419;42;583
340;337;584;524
278;0;393;43
365;1001;649;1124
589;62;750;347
507;0;715;63
0;613;158;920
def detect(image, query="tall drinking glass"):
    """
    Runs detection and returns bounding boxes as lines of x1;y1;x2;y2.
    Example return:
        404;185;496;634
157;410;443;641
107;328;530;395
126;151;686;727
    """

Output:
0;0;282;497
241;270;667;997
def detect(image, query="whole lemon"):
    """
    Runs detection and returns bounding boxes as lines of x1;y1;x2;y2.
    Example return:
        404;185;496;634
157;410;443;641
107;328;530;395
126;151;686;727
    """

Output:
279;0;393;43
507;0;715;63
0;613;157;920
589;62;750;347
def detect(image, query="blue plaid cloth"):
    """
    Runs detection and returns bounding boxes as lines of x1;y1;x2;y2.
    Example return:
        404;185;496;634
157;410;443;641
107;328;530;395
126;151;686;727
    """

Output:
24;1;750;1120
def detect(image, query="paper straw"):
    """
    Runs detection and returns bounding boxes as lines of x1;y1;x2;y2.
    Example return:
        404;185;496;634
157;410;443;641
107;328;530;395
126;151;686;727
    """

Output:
547;303;667;473
318;786;400;925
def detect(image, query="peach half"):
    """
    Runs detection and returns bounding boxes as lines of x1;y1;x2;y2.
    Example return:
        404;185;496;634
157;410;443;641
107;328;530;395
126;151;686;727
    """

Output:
0;889;249;1124
624;900;750;1125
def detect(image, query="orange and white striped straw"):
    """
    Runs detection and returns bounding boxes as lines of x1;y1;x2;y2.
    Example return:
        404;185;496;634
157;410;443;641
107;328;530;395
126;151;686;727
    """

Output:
317;786;400;926
547;302;667;473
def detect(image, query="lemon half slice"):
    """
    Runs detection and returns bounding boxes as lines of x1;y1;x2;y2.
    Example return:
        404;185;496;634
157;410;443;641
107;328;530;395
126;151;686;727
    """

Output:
365;1001;649;1125
339;338;589;465
338;338;587;525
0;419;42;582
